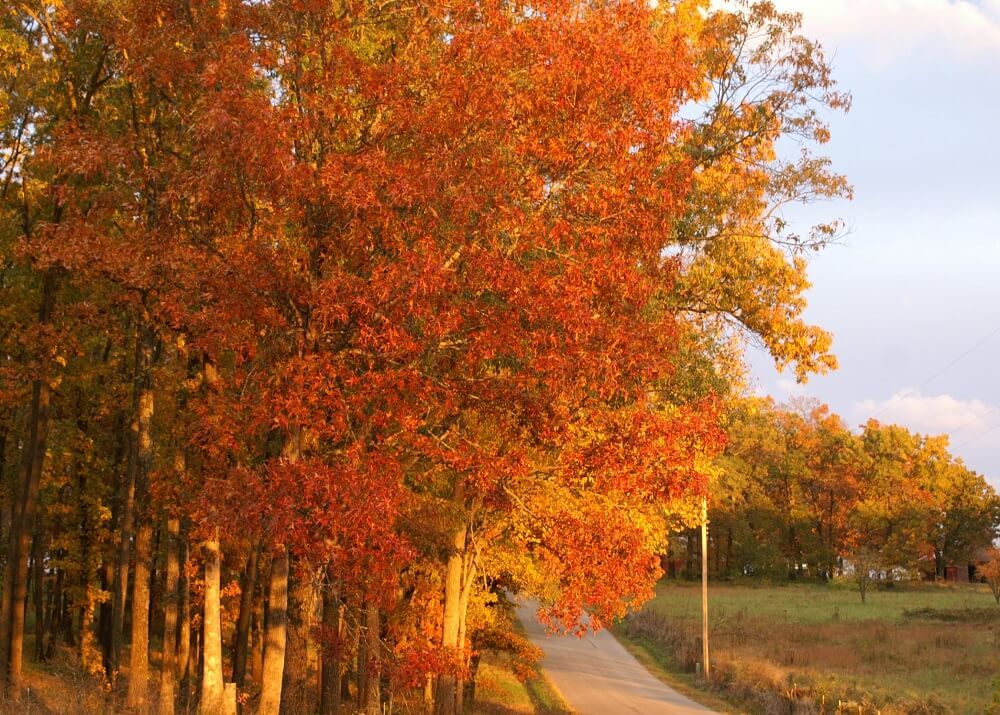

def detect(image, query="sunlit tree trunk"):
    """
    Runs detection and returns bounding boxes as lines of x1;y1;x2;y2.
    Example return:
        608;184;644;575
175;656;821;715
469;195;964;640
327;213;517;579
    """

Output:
178;536;191;687
159;516;181;715
281;558;318;714
200;534;225;713
259;547;289;715
455;555;476;714
127;319;155;709
112;325;143;678
435;481;467;715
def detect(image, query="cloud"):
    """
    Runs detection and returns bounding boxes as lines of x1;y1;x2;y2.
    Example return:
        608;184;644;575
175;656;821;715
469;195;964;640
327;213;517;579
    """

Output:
777;378;806;396
853;388;999;437
773;0;1000;66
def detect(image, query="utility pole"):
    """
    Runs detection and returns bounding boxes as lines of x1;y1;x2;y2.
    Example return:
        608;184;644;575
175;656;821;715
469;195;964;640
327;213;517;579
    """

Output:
701;495;710;679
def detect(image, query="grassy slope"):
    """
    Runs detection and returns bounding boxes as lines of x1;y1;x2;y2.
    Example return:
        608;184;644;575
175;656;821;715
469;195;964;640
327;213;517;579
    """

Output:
618;579;1000;714
472;652;573;715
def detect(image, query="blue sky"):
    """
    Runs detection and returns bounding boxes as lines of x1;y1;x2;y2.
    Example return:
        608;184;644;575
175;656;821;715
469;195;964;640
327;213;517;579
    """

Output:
749;0;1000;486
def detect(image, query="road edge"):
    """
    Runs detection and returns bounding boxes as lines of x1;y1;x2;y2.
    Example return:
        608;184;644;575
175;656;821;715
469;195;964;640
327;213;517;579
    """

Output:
608;625;742;714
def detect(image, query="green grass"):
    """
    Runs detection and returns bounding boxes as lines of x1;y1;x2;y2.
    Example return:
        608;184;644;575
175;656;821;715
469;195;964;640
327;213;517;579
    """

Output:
472;652;572;715
643;578;995;624
619;579;1000;714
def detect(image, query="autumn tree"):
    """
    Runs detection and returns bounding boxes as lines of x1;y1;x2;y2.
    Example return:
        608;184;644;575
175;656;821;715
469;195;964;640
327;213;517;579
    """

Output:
981;548;1000;605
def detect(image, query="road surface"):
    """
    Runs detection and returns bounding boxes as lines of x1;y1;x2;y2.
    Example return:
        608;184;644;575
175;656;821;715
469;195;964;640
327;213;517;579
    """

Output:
516;600;715;715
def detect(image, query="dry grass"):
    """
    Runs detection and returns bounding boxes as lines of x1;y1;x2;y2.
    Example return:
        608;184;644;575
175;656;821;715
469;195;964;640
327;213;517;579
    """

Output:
0;646;116;714
617;580;1000;714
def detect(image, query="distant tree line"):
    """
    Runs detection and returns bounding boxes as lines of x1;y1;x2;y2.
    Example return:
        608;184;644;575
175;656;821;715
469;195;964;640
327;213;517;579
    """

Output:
667;399;1000;585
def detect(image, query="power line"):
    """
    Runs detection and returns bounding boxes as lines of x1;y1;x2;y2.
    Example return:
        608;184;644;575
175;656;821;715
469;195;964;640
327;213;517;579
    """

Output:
916;325;1000;390
871;324;1000;423
948;405;1000;437
957;420;1000;449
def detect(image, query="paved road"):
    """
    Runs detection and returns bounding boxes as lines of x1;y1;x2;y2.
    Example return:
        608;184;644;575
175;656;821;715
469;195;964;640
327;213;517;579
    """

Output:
516;600;715;715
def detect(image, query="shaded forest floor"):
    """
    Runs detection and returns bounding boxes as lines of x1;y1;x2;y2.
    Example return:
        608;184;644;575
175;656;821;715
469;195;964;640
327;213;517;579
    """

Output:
615;580;999;714
0;639;568;714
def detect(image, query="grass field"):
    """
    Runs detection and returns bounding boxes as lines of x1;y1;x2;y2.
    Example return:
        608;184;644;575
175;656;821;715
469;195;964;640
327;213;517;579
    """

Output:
616;580;1000;714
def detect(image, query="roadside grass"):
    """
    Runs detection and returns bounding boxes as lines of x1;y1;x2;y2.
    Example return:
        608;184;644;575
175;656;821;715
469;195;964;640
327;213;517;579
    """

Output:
618;580;1000;714
608;626;743;714
472;652;573;715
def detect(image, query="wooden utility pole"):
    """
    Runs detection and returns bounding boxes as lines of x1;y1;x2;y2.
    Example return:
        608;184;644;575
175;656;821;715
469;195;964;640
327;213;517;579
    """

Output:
701;496;710;679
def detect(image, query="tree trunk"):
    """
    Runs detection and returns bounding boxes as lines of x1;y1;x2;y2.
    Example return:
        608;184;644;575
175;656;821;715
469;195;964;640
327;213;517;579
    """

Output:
48;566;63;660
1;367;53;692
0;417;7;554
361;602;380;715
281;558;318;714
435;522;467;715
31;528;45;662
455;557;476;715
111;335;143;677
127;519;153;708
200;535;225;713
126;320;155;709
159;517;181;715
726;527;733;578
0;271;56;694
232;545;258;688
250;604;264;686
319;568;341;715
178;536;191;687
99;557;115;676
343;613;356;704
259;547;289;715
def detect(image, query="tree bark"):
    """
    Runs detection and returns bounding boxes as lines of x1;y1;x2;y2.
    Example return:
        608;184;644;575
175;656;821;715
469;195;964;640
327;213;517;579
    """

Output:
159;517;181;715
177;536;191;687
259;547;289;715
48;565;63;660
126;319;155;709
435;518;467;715
31;528;45;662
319;567;341;715
362;602;380;715
127;519;154;708
0;268;56;695
455;556;476;715
250;604;264;685
232;545;258;688
100;410;127;676
111;329;143;678
281;558;318;714
200;535;225;713
1;364;53;692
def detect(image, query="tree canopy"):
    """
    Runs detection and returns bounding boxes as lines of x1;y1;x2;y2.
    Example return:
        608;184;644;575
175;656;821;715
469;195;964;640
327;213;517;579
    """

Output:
0;1;860;712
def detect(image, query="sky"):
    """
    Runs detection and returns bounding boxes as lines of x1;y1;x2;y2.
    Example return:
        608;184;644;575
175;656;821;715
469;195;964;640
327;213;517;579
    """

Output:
747;0;1000;487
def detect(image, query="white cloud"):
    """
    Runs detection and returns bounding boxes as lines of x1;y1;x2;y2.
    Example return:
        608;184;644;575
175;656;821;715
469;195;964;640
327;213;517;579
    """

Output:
774;0;1000;66
853;388;998;437
777;378;807;396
